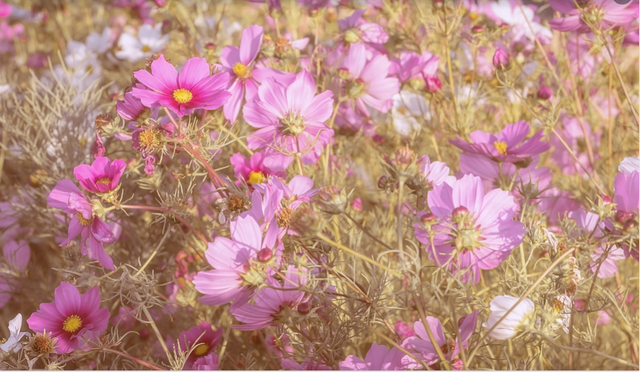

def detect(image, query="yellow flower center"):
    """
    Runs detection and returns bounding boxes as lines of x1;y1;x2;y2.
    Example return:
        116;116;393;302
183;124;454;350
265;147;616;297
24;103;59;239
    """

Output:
248;171;265;184
62;314;83;333
344;29;360;44
96;177;111;185
469;12;479;20
233;62;251;79
77;212;92;227
173;88;193;104
0;338;6;345
141;45;151;53
193;343;211;357
138;128;163;149
493;141;508;155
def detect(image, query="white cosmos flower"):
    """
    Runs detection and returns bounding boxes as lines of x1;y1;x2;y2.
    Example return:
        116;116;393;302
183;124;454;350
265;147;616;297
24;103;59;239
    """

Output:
86;27;112;54
490;0;551;41
392;90;429;136
483;295;536;340
619;157;640;175
0;314;29;353
116;23;169;63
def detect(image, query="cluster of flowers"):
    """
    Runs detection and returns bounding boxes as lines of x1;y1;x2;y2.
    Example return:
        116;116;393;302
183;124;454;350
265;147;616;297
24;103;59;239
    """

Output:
0;0;638;370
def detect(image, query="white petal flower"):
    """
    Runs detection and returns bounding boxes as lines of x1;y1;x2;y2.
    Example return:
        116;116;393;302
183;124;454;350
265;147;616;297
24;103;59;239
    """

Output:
116;24;169;63
0;314;29;353
483;295;536;340
619;157;640;175
392;90;429;136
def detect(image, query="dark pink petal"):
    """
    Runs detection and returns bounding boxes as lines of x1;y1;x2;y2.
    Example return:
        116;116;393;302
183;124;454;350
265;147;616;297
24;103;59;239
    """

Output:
54;282;82;316
178;57;210;90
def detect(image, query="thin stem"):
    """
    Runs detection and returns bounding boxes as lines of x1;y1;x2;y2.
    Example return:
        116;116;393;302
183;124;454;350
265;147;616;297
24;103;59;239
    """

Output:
105;348;164;370
122;205;208;245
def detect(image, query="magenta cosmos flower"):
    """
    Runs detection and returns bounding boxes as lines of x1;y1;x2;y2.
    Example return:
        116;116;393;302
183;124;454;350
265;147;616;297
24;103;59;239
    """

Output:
340;42;400;117
193;215;282;308
401;311;478;369
229;151;286;185
116;89;147;122
73;157;126;194
450;121;550;164
132;55;230;118
549;0;638;33
339;343;404;370
230;266;308;331
27;282;109;354
414;174;524;284
219;25;294;124
48;180;117;270
390;51;439;84
243;70;334;170
168;322;222;369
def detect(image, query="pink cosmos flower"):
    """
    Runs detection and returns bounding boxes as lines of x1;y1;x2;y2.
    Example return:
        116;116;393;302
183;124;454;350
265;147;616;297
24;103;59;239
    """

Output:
612;168;639;260
338;9;388;45
390;51;439;84
450;121;550;164
549;0;639;33
569;209;625;277
565;34;608;80
132;55;230;118
167;322;222;369
116;90;146;121
0;239;30;308
415;175;524;284
243;70;334;170
340;42;400;117
231;266;308;330
418;155;454;188
47;180;117;270
193;215;282;308
551;116;600;175
73;157;126;194
401;311;478;369
26;282;109;354
219;25;294;124
340;343;405;370
229;151;286;185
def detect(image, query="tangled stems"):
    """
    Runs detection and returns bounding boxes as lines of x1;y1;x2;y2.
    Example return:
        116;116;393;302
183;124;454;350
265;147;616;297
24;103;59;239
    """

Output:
121;204;209;245
465;247;577;365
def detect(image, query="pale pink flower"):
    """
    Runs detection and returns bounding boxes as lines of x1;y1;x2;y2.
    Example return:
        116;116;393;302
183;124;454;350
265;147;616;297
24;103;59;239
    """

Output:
193;215;282;308
219;25;294;123
231;266;308;330
415;175;524;284
229;151;286;185
340;343;405;370
612;167;639;260
340;42;400;117
401;311;478;369
132;55;230;117
243;70;334;170
338;9;388;45
549;0;638;33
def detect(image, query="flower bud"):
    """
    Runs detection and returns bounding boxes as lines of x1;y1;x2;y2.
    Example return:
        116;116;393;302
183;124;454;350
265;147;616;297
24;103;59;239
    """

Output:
433;0;444;11
317;185;348;215
452;206;469;218
425;75;442;93
297;302;311;315
492;48;510;71
257;248;273;263
420;212;436;224
377;175;389;190
537;86;553;100
153;0;167;7
394;146;415;168
471;25;484;34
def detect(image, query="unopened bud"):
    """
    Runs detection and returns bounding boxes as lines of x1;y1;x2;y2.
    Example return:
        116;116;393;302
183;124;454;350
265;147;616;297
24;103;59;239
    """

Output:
471;25;484;34
425;75;442;93
338;67;351;80
493;48;510;71
297;302;311;315
420;212;436;224
452;206;469;218
257;248;273;262
394;146;415;168
317;185;347;214
537;86;553;100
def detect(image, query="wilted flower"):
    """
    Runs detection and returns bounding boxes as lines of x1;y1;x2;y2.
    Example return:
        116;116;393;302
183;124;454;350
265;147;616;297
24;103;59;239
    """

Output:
0;313;29;353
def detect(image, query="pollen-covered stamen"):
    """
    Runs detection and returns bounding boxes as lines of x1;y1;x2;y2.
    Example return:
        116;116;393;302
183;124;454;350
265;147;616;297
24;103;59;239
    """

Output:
581;4;604;24
344;29;361;44
277;207;293;228
172;88;193;104
96;177;112;185
77;212;93;226
141;45;151;53
0;338;6;345
138;128;163;150
193;343;211;357
493;141;508;155
239;263;268;286
280;112;306;136
62;314;83;333
248;171;265;184
440;339;456;354
233;62;251;79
